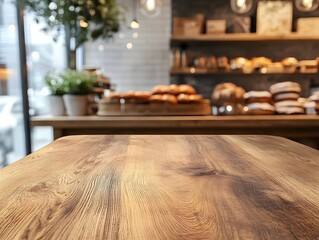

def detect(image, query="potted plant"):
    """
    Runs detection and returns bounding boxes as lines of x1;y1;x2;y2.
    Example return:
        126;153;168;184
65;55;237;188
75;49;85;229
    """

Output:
60;69;97;116
44;71;66;116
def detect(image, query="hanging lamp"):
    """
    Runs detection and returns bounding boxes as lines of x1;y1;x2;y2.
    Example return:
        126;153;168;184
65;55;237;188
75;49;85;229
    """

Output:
295;0;319;12
130;0;140;29
230;0;254;14
140;0;161;17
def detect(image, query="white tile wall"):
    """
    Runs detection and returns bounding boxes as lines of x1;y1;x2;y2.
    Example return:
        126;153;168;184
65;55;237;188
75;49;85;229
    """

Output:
84;0;171;92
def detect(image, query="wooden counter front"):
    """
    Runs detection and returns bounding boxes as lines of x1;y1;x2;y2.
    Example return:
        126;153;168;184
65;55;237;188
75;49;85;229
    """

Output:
0;135;319;239
31;115;319;140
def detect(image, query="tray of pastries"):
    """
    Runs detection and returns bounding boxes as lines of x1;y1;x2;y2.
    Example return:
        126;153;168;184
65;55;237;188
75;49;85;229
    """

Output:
98;84;211;116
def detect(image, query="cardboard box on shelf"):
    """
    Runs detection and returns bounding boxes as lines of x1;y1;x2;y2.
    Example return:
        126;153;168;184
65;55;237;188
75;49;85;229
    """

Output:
173;14;204;36
206;20;226;34
256;1;292;35
297;18;319;35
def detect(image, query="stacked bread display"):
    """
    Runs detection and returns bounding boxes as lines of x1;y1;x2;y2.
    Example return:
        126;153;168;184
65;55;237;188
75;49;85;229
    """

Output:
105;84;203;104
243;91;275;115
269;81;304;114
99;84;210;116
150;84;203;104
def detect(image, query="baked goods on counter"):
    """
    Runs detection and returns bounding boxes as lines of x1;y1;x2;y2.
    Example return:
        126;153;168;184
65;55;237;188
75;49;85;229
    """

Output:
178;84;196;95
243;91;275;115
245;103;276;115
151;85;169;95
244;91;272;104
211;83;245;115
299;60;318;73
270;81;304;115
269;81;301;95
251;57;272;68
150;94;178;104
212;82;245;105
259;62;284;74
281;57;299;72
99;84;211;116
217;56;230;70
230;57;254;73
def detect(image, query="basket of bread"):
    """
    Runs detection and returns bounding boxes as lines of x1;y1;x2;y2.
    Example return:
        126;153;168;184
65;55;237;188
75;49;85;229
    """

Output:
98;84;211;116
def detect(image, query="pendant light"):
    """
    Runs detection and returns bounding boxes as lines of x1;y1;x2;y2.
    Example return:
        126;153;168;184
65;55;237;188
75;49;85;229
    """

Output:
295;0;319;12
140;0;161;17
230;0;254;14
130;0;140;29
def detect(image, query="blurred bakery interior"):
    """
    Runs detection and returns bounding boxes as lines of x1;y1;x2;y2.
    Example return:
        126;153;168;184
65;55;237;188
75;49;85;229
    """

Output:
1;0;319;167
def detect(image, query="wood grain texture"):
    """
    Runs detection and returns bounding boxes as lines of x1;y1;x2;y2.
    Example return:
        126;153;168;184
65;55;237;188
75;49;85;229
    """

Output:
0;135;319;239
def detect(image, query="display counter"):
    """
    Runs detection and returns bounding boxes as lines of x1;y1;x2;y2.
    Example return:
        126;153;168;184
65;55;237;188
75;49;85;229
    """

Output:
31;115;319;141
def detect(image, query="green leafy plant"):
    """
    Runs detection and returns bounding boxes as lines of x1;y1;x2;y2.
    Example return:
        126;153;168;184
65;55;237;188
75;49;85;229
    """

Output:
44;71;66;96
60;69;97;95
20;0;123;68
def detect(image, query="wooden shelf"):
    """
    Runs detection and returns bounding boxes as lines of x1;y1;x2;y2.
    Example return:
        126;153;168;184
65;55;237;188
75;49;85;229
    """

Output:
170;68;319;76
171;33;319;43
31;115;319;140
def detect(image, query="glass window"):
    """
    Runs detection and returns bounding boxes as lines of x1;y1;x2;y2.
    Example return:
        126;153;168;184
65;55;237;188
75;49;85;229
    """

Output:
24;12;66;151
0;0;26;168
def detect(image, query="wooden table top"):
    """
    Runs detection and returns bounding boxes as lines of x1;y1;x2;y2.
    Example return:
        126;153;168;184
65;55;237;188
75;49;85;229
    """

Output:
0;135;319;239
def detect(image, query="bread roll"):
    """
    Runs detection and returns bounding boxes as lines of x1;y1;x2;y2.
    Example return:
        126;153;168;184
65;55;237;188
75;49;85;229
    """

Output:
179;85;196;95
151;85;169;95
212;83;245;105
162;94;178;104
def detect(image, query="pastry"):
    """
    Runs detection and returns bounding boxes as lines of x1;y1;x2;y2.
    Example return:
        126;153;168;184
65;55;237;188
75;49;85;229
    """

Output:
299;60;318;73
207;56;217;69
104;91;122;103
167;84;181;95
269;81;301;95
260;62;284;74
133;91;151;103
217;56;229;69
189;94;203;103
122;91;136;100
151;85;169;95
274;100;303;108
150;94;165;103
276;107;305;115
179;84;196;95
177;93;190;103
246;103;275;115
251;57;272;68
244;91;272;104
177;94;203;103
274;100;304;115
150;94;178;104
162;94;178;104
281;57;298;67
194;57;208;69
212;83;245;105
273;92;300;102
230;57;251;70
